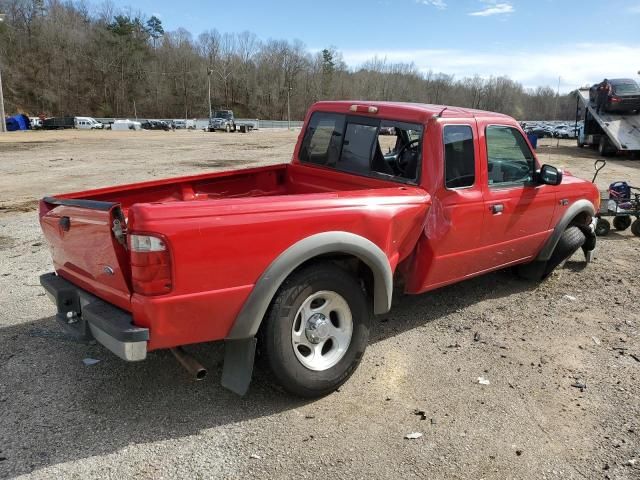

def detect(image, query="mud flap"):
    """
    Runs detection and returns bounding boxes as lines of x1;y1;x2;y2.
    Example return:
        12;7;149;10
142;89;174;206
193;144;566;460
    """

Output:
220;338;257;396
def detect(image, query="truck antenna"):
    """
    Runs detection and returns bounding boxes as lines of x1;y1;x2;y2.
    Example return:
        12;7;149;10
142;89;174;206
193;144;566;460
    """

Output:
436;107;448;118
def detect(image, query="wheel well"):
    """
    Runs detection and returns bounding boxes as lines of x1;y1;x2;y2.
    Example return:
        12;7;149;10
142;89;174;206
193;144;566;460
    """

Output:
288;253;375;302
569;211;592;227
255;254;376;344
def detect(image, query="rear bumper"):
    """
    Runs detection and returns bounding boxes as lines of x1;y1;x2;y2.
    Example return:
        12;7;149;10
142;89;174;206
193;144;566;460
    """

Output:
40;273;149;361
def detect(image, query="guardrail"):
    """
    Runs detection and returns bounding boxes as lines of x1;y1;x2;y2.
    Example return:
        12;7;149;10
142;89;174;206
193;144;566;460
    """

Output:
93;118;303;130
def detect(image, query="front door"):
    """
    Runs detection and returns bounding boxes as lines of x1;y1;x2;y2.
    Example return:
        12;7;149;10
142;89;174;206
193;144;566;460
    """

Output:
475;124;556;273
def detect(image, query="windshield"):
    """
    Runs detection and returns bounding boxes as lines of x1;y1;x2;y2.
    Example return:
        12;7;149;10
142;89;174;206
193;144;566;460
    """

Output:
214;111;232;119
613;82;640;95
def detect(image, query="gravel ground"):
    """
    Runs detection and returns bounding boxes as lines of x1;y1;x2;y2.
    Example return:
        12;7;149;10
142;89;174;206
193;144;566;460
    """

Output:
0;131;638;479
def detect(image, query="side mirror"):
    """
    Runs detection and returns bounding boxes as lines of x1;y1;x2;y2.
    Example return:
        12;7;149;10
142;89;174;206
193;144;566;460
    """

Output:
538;164;563;186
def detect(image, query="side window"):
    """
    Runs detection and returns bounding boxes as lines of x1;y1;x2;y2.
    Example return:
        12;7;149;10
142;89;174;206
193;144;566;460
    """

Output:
298;112;345;166
339;122;378;175
443;125;475;188
486;126;535;186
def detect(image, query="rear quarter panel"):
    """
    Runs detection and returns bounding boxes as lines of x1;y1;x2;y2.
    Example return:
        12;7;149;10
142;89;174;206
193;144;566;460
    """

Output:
128;187;430;350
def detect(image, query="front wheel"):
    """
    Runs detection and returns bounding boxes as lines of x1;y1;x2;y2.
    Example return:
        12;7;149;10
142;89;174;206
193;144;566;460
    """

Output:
631;219;640;237
259;263;371;397
543;226;586;277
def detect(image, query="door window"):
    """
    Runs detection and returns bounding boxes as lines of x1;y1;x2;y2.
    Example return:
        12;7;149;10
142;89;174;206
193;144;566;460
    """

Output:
485;126;535;187
443;125;475;189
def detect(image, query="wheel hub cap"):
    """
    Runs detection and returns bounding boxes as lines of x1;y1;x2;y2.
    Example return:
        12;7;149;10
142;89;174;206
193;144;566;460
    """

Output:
291;290;354;371
305;313;330;344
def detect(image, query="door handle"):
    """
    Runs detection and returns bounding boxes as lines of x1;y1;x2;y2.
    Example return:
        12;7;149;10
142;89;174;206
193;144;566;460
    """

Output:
490;204;504;214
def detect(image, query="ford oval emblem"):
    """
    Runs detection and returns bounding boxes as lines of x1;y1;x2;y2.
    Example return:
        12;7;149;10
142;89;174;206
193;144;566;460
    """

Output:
103;266;115;276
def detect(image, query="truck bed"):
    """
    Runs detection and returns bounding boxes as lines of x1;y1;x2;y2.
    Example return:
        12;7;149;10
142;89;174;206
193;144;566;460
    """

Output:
43;163;405;215
39;163;431;349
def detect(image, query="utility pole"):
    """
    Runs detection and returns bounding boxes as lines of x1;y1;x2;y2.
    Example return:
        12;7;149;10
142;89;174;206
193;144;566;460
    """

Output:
207;67;213;121
287;85;293;130
0;14;6;133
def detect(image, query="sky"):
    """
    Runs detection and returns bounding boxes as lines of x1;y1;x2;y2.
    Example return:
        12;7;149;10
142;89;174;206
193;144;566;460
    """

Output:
108;0;640;92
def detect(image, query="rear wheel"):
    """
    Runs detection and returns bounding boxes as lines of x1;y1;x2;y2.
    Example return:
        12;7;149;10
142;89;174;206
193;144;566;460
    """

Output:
613;215;631;231
259;263;371;397
599;136;615;157
595;218;611;236
631;219;640;237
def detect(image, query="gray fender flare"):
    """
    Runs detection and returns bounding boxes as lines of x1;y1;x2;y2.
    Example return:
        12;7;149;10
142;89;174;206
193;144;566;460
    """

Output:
535;199;595;262
226;231;393;340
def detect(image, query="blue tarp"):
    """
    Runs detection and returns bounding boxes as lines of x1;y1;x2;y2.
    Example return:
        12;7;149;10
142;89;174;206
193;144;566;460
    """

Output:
5;114;30;131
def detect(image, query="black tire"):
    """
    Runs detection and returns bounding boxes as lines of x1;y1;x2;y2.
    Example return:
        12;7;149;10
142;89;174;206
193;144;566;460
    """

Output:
543;226;586;277
259;263;371;397
599;136;615;157
631;219;640;237
225;124;231;133
595;218;611;236
613;215;631;231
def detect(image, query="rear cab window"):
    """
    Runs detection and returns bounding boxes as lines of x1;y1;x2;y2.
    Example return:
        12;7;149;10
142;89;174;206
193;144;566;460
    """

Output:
298;111;423;184
443;125;475;189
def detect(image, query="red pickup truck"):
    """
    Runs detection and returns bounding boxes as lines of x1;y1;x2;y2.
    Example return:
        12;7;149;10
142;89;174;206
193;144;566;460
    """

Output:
39;101;599;397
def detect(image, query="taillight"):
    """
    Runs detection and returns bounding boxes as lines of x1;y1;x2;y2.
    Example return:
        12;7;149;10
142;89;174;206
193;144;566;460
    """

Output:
610;96;621;103
129;233;172;295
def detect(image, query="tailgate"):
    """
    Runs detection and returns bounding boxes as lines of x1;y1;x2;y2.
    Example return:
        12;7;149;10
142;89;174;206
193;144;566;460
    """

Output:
39;197;132;310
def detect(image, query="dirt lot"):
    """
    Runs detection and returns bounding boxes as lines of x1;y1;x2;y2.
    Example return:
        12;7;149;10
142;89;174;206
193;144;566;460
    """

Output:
0;130;638;479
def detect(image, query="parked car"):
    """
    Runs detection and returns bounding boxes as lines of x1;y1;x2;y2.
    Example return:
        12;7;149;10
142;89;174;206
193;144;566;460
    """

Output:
38;101;599;398
111;119;142;131
173;119;196;129
552;125;578;139
75;117;104;130
141;120;170;131
42;117;75;129
589;79;640;113
606;79;640;113
525;126;548;138
208;110;236;132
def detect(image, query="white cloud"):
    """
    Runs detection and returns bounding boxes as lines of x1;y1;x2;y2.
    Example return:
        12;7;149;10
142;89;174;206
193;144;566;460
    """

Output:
469;1;514;16
340;43;640;92
417;0;447;9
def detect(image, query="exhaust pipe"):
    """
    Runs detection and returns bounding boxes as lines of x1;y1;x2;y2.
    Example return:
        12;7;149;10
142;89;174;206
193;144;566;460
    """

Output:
171;347;207;381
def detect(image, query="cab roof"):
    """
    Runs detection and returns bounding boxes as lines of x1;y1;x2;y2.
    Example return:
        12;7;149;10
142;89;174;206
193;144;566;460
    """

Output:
311;100;514;124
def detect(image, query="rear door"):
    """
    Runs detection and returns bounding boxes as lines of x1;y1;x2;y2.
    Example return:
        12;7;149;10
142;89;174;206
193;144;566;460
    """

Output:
476;124;556;272
405;120;487;293
40;199;132;310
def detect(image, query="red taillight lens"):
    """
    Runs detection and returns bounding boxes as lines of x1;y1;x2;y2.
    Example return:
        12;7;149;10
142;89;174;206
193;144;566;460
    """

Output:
610;96;621;102
129;234;172;295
